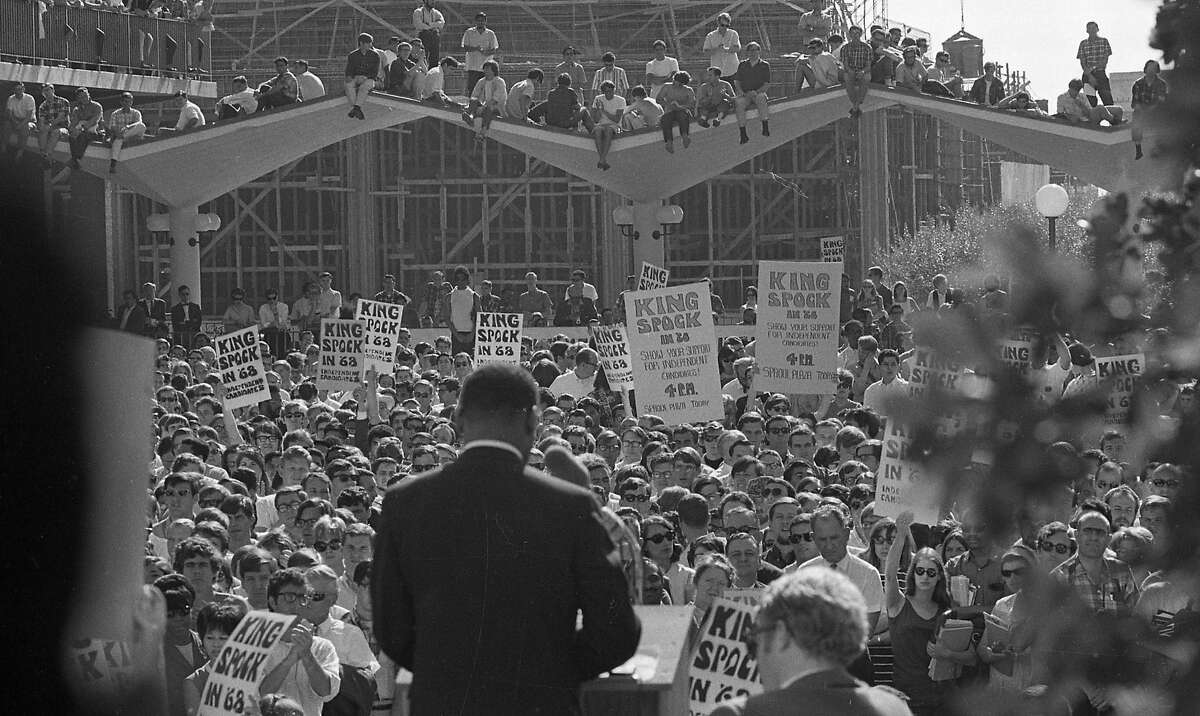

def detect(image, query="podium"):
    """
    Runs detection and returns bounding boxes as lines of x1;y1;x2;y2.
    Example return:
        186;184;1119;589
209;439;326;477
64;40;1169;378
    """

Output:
389;606;694;716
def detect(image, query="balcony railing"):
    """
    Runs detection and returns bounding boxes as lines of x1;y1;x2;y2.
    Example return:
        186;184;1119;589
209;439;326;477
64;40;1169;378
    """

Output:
0;0;211;77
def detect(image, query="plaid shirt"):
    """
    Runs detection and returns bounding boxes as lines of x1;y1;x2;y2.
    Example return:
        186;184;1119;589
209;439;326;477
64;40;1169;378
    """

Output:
1050;554;1137;615
1076;36;1112;70
840;40;873;72
37;96;71;126
1131;76;1168;109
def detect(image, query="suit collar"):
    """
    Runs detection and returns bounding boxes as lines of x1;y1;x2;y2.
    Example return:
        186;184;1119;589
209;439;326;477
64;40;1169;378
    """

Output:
779;667;858;691
460;440;525;462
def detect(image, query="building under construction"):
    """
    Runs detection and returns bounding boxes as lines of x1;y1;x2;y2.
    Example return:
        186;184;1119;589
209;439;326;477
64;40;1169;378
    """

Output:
11;0;1046;313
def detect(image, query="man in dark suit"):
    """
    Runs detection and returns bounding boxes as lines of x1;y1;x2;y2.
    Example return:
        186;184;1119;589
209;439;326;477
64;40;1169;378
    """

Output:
116;288;147;333
169;284;203;349
712;568;912;716
372;362;641;715
138;281;169;339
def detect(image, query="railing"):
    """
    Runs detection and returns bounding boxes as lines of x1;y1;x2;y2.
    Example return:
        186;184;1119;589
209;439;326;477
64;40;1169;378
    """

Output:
0;0;212;77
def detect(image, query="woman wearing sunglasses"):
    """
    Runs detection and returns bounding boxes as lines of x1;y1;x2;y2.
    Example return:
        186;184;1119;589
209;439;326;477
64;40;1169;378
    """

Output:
885;511;972;715
863;517;911;686
641;515;694;605
977;545;1040;696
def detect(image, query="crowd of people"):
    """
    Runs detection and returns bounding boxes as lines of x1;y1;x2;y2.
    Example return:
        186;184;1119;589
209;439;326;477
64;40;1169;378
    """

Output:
126;248;1198;714
6;4;1169;178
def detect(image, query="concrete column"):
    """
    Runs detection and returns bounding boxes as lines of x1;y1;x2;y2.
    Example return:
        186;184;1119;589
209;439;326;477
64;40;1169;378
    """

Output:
346;133;378;293
629;200;667;273
858;109;890;280
169;204;202;307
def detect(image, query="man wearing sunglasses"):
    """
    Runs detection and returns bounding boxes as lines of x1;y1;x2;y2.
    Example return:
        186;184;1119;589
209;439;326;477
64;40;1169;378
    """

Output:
302;564;380;713
262;568;342;715
373;362;639;714
713;569;910;716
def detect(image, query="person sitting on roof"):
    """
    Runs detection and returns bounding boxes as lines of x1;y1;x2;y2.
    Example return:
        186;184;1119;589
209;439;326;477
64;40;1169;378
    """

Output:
997;90;1048;118
527;72;595;134
696;67;735;127
463;60;507;142
216;75;259;120
257;56;299;110
590;80;625;170
619;85;663;131
1055;78;1122;126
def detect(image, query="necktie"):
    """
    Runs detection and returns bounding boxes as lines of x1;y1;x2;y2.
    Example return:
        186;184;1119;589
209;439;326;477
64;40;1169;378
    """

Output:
829;561;838;570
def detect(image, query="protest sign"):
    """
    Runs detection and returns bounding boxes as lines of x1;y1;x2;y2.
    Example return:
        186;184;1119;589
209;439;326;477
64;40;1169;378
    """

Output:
725;588;764;607
997;338;1033;380
590;323;635;389
317;319;363;392
474;312;522;364
874;420;941;525
625;282;722;425
1095;353;1144;426
198;610;296;716
688;597;762;716
356;299;403;374
820;235;844;263
214;326;271;410
906;346;970;435
638;261;669;291
755;261;843;395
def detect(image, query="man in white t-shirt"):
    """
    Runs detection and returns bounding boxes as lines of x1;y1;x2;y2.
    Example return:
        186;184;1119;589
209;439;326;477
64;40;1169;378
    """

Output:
550;347;599;400
442;265;481;356
505;68;543;119
3;81;37;160
702;13;741;79
590;80;625;170
215;75;258;120
644;40;679;100
160;90;205;134
294;59;326;101
862;349;909;417
460;12;498;95
563;268;599;303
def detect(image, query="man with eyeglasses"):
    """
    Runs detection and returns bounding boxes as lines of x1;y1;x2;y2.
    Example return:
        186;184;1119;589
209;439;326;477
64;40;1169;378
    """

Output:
1050;510;1137;616
670;447;702;490
154;574;205;716
1143;463;1185;501
713;569;911;716
262;568;342;714
800;38;841;91
764;415;793;456
300;564;379;711
169;284;203;350
783;513;821;571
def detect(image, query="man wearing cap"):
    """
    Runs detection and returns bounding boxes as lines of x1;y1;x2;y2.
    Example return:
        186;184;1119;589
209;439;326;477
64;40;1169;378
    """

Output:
893;46;928;93
644;40;680;101
293;60;326;101
345;33;381;120
702;13;742;80
461;12;499;95
413;0;446;65
733;42;771;144
555;46;588;96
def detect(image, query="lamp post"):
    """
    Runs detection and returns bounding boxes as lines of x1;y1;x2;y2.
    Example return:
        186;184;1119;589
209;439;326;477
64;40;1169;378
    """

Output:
1034;183;1069;252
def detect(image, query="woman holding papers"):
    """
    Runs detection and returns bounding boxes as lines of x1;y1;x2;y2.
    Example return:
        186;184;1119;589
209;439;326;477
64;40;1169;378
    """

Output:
885;512;975;715
977;546;1039;693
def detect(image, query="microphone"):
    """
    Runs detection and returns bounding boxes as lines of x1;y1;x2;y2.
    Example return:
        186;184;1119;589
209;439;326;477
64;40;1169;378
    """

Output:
542;445;589;488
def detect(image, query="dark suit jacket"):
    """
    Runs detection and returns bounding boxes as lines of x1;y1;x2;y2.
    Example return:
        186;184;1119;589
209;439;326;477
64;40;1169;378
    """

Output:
163;632;205;716
969;75;1005;106
117;303;147;333
140;297;169;338
170;301;203;336
711;668;912;716
372;444;641;715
